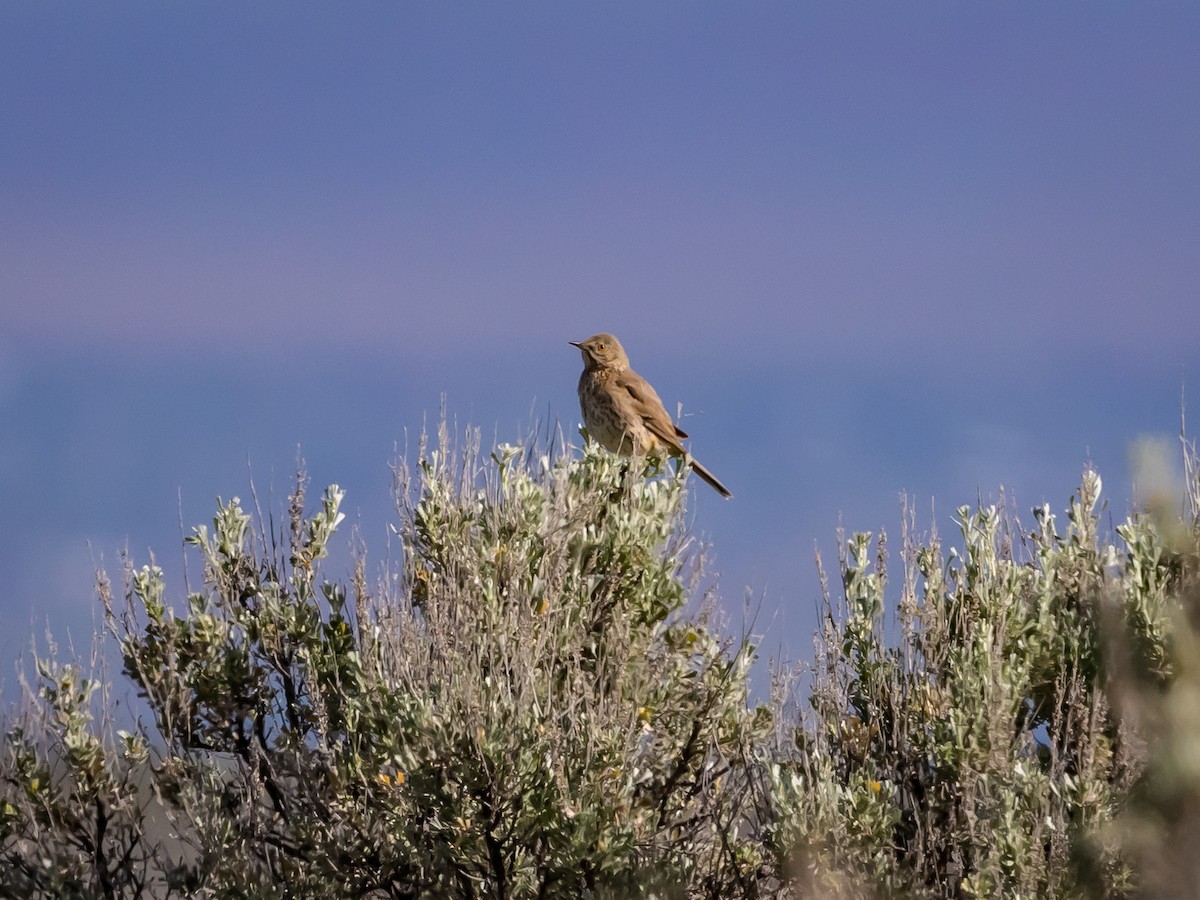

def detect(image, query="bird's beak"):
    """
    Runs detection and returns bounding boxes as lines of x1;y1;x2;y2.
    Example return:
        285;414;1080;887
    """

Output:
568;341;582;348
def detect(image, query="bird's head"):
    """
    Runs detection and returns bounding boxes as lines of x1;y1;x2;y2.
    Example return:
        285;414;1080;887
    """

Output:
569;333;629;371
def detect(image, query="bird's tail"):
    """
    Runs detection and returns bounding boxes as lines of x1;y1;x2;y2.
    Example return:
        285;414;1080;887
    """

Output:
688;457;732;499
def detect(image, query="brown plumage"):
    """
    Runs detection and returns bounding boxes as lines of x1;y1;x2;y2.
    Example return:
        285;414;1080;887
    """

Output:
570;333;732;499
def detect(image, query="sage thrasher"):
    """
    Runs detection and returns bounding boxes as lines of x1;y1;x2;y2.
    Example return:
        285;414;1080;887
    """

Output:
570;333;732;498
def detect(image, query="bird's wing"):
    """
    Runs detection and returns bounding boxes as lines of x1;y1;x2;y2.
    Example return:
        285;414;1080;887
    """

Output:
618;370;688;447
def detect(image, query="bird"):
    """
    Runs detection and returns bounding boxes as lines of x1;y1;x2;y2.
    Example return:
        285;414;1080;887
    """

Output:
570;332;732;499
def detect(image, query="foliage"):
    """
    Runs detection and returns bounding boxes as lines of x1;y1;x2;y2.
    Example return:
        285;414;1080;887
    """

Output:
2;430;766;898
2;424;1199;898
767;444;1200;898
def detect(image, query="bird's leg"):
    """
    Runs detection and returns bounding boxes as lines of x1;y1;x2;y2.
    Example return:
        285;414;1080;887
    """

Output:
611;458;638;503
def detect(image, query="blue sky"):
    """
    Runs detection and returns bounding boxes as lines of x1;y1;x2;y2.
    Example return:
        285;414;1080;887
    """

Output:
2;3;1197;693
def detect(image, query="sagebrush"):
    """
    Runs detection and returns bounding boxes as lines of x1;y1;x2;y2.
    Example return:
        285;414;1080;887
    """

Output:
3;425;1198;898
